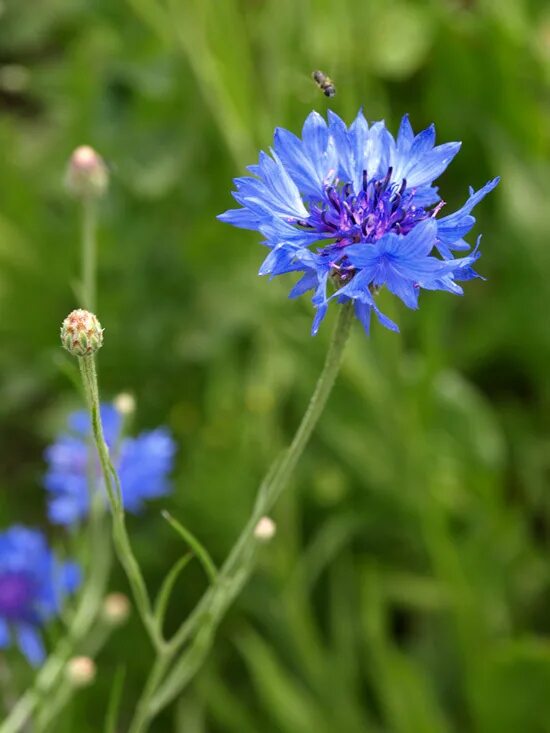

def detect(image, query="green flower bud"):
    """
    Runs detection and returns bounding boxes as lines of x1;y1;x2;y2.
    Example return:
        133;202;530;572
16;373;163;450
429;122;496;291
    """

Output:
254;516;276;542
66;656;96;687
102;592;131;626
65;145;109;200
61;309;104;357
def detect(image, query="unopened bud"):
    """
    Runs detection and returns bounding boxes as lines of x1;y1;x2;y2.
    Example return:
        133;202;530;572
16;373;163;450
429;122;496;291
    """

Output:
102;592;131;625
65;145;108;199
61;309;103;357
114;393;136;416
66;656;96;687
254;516;276;542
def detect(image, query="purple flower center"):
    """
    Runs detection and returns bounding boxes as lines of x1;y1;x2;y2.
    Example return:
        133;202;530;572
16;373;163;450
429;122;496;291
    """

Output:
0;572;35;620
309;168;434;244
295;167;443;242
292;167;444;282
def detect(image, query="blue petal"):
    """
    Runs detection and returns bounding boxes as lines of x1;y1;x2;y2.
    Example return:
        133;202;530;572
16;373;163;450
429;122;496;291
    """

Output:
47;491;89;526
259;244;302;277
437;177;500;244
288;271;318;298
272;127;321;197
354;300;372;334
310;270;330;335
396;114;414;155
348;109;370;192
327;110;354;183
16;625;45;666
301;111;338;188
365;122;393;184
384;274;420;309
392;122;435;182
61;561;82;594
405;142;462;188
217;207;262;230
311;303;328;336
373;304;400;333
410;185;441;207
259;217;320;246
69;405;121;447
0;619;9;648
117;429;176;512
390;219;437;259
410;124;436;157
347;287;399;332
258;150;309;218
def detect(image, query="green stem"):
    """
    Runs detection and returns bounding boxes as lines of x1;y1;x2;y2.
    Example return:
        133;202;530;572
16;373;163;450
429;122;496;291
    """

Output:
0;185;105;733
172;301;354;652
78;355;163;652
82;198;97;311
127;653;172;733
130;302;354;730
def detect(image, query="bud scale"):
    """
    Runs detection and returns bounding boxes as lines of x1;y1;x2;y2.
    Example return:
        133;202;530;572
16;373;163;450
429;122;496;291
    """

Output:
61;309;104;357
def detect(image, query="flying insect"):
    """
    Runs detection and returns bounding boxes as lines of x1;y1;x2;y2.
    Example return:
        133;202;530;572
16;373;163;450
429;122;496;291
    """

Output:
312;70;336;98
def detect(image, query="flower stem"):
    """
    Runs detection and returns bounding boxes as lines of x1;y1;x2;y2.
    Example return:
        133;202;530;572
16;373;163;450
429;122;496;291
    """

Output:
127;652;172;733
82;198;97;311
0;191;108;733
129;301;355;731
77;355;163;652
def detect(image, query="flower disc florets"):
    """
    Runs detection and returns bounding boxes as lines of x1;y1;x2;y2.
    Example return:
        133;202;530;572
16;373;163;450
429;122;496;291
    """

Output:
218;109;499;335
61;309;103;357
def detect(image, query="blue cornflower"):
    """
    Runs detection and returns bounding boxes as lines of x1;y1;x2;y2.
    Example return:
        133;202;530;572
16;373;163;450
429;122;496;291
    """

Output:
44;404;176;526
218;109;499;334
0;525;80;665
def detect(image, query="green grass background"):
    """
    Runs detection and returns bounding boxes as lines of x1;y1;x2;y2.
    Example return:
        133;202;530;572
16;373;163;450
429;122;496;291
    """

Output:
1;0;550;730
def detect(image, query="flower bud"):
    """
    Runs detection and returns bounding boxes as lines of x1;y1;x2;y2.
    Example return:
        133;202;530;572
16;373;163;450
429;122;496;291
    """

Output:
65;145;108;200
66;656;96;687
114;393;136;416
61;309;104;357
254;516;276;542
102;592;131;626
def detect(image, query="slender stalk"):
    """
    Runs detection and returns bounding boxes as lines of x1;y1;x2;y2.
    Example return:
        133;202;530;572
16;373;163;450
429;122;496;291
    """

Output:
78;355;163;652
128;653;172;733
0;195;108;733
82;198;97;311
128;302;355;731
170;301;354;653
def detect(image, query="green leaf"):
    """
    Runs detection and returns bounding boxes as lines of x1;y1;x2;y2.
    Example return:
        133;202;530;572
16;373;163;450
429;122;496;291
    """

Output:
104;666;126;733
154;552;193;629
161;510;218;583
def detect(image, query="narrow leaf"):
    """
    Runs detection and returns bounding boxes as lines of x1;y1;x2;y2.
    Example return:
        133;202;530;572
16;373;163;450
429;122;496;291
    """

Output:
154;552;193;629
104;665;126;733
161;511;218;583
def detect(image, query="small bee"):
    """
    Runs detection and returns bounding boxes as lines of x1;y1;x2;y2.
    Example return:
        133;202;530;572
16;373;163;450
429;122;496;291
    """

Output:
312;70;336;98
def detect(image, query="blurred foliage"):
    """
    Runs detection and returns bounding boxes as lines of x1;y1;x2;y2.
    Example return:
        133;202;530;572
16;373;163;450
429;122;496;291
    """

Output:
1;0;550;730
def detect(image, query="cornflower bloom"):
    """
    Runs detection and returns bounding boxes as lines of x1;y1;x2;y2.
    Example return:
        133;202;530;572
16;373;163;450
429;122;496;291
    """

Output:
0;526;79;664
219;109;499;334
44;404;176;526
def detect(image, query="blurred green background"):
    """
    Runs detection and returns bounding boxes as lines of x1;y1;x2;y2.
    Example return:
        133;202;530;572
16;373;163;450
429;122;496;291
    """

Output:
1;0;550;730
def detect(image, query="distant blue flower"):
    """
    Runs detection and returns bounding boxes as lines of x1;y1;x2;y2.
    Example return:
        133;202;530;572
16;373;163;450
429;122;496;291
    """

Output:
219;110;499;334
44;404;176;526
0;526;80;665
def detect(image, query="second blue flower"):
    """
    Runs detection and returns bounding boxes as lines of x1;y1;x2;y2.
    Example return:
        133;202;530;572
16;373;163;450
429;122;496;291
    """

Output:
44;404;176;526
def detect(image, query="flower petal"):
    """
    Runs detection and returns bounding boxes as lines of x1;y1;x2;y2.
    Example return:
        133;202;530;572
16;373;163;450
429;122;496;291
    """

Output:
437;177;500;244
16;624;45;667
